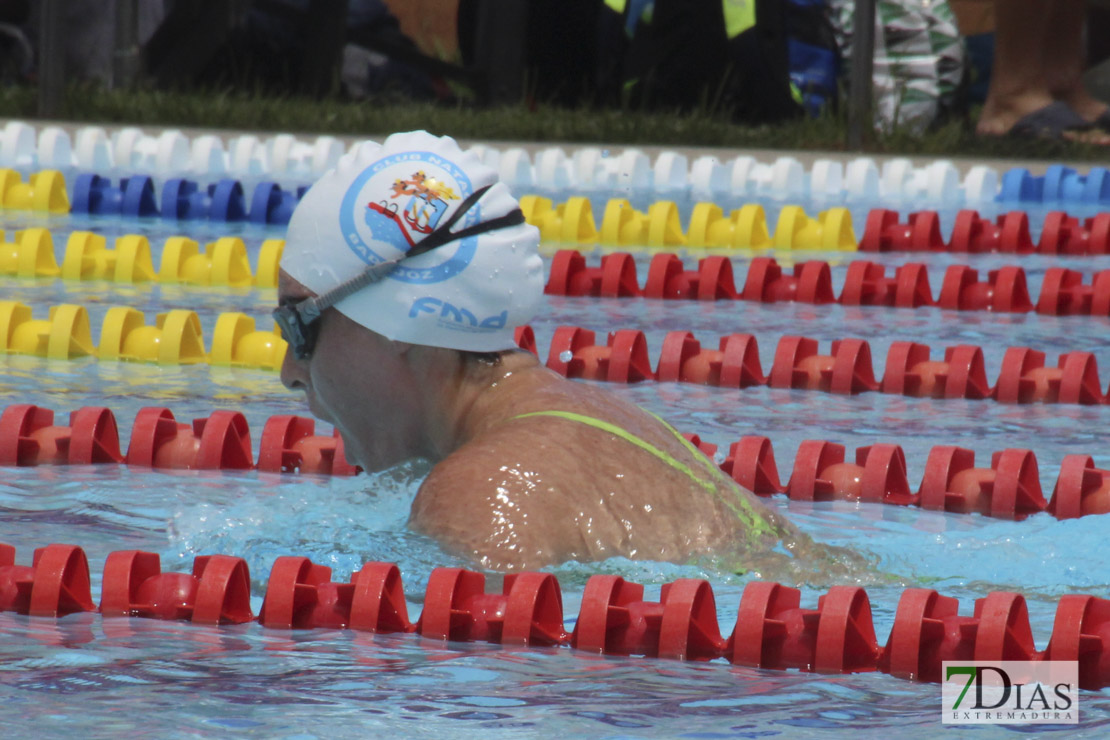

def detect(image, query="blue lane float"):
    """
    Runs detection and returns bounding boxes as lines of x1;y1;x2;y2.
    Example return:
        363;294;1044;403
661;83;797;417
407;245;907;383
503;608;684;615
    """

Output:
71;174;159;217
72;174;306;225
249;182;308;225
998;165;1110;206
161;178;247;222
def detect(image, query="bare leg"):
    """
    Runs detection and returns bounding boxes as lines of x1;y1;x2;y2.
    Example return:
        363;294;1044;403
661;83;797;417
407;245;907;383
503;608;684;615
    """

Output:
978;0;1109;140
976;0;1055;135
1044;0;1108;121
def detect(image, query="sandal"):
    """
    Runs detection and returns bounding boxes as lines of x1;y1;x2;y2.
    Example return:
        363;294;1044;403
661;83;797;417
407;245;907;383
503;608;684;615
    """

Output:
1005;101;1095;141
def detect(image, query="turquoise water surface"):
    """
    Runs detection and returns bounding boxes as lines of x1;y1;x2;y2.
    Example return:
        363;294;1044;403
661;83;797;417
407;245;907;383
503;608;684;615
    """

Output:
2;187;1110;738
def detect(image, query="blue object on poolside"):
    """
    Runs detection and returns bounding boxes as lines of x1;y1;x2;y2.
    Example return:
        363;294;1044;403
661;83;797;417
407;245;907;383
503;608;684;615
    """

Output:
72;174;159;217
786;0;841;118
788;38;838;118
162;178;247;221
963;33;994;105
249;181;305;225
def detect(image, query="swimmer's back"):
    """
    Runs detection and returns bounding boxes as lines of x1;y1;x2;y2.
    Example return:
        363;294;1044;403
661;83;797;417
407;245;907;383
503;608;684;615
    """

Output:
410;364;793;570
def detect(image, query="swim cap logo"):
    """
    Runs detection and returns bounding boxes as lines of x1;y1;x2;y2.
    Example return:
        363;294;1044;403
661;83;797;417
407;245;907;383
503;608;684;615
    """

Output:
408;296;507;333
371;171;459;246
339;151;477;284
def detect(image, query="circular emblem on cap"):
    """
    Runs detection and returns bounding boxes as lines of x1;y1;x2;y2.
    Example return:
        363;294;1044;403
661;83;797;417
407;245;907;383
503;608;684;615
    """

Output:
338;150;477;284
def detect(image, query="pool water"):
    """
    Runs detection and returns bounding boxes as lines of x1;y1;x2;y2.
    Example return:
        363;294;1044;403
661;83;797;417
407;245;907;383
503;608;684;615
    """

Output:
3;192;1110;738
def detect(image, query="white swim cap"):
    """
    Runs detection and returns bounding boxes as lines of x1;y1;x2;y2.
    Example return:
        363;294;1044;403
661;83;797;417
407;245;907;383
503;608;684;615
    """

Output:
281;131;543;352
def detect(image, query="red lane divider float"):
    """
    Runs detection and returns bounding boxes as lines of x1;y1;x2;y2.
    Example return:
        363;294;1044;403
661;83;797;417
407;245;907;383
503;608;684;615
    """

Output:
543;326;1110;406
417;567;566;646
4;402;1110;521
572;575;724;660
545;250;1110;317
718;436;1110;520
4;541;1110;691
0;543;94;617
0;404;360;475
258;557;414;632
0;406;124;466
861;208;1110;255
100;550;253;623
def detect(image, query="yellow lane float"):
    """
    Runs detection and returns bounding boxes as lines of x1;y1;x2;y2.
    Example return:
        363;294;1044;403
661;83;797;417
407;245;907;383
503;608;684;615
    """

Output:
773;207;856;251
0;169;69;213
520;195;597;246
686;204;772;250
159;236;254;287
0;228;59;277
210;313;287;371
62;232;157;282
98;307;208;365
599;199;686;249
0;301;94;359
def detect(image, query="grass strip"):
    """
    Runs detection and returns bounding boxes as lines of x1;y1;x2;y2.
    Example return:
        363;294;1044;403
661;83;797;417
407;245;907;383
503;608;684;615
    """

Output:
2;82;1107;162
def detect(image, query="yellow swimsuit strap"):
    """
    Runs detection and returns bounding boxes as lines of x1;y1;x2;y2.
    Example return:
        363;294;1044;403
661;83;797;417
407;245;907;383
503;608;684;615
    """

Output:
511;410;775;536
514;410;714;492
645;410;731;481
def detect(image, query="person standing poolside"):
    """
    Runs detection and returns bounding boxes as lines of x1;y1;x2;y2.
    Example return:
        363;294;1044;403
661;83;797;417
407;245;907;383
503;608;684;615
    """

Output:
275;130;812;574
975;0;1110;143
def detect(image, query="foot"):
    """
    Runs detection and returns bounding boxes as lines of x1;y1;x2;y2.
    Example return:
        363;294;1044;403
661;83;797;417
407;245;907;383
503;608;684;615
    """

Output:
978;96;1110;144
976;90;1057;136
1053;88;1110;126
1047;76;1110;124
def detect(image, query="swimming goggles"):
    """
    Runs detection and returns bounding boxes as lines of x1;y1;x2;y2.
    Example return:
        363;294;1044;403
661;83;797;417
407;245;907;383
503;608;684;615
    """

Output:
273;185;525;360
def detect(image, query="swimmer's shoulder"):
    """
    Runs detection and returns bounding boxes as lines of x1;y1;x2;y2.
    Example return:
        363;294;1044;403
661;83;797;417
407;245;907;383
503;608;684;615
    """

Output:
415;412;596;510
411;419;593;569
414;397;709;521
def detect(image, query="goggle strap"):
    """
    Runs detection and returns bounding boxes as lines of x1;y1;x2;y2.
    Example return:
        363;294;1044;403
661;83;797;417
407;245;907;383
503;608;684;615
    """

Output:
417;207;525;253
413;185;525;254
306;255;398;316
303;184;525;315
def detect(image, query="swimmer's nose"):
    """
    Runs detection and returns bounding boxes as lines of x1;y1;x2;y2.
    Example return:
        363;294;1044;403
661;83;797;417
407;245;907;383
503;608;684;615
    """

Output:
280;349;308;391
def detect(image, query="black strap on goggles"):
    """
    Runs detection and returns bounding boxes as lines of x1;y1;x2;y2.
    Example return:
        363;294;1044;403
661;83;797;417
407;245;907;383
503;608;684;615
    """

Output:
409;184;525;256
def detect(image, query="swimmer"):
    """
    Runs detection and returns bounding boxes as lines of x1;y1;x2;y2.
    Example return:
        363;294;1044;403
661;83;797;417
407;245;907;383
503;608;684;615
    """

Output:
275;131;840;577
